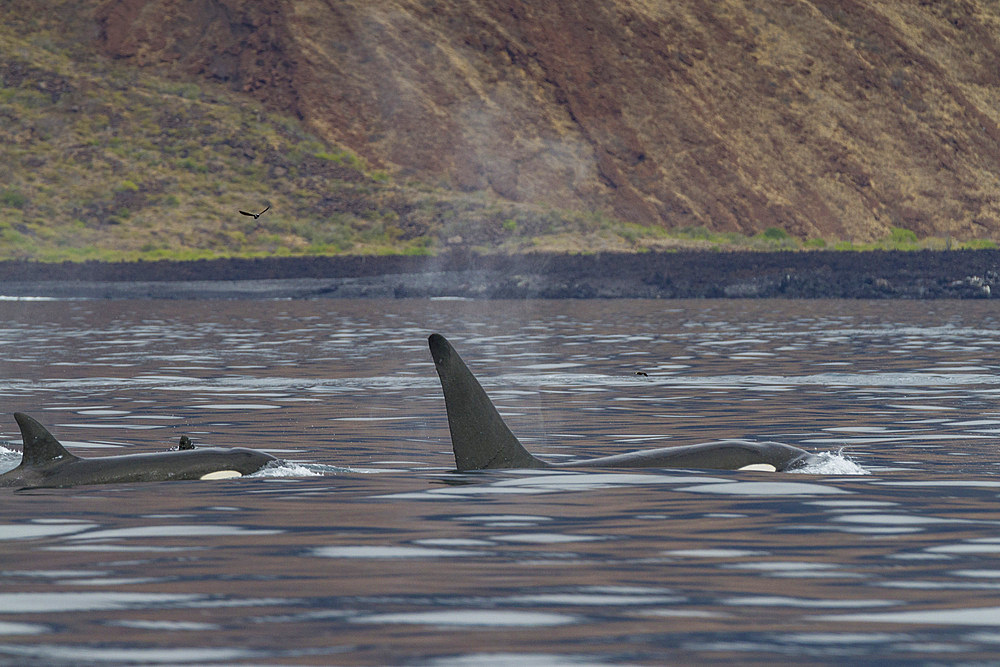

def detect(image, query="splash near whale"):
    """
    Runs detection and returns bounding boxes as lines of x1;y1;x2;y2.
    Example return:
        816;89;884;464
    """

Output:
428;333;818;473
0;413;276;488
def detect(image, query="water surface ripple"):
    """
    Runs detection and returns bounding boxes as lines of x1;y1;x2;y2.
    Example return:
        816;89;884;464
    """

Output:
0;299;998;664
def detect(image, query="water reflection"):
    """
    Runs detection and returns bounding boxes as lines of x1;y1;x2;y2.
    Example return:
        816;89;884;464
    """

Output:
0;645;264;664
0;592;204;613
350;610;578;627
0;299;998;662
313;546;479;558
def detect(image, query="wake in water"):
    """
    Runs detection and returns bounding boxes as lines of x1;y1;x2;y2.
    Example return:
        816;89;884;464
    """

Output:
2;442;867;479
248;460;378;478
1;442;867;481
0;444;19;475
250;460;324;478
0;451;372;482
243;450;870;479
791;449;869;475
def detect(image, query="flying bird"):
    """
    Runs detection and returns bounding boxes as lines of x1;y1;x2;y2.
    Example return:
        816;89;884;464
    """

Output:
239;205;270;219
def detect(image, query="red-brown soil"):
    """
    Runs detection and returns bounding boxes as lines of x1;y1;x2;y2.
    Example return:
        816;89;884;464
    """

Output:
94;1;1000;241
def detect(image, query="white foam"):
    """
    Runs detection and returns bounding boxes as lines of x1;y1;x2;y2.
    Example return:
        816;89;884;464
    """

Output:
0;445;20;474
792;451;870;475
249;460;323;478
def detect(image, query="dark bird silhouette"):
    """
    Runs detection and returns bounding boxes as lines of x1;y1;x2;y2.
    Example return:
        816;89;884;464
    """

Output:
239;205;270;219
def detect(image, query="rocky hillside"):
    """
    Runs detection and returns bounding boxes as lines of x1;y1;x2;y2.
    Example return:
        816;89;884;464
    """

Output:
95;0;1000;243
3;0;1000;262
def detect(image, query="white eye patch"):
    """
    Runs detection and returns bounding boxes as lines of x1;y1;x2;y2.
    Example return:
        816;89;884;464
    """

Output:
200;470;243;480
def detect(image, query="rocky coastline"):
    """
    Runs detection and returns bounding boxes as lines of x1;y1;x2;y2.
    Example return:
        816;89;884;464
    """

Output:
0;250;996;300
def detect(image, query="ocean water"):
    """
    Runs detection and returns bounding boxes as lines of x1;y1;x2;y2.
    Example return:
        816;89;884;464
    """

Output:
0;297;998;664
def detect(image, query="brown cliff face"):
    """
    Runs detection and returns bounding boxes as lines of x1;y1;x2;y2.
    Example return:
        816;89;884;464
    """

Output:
96;0;1000;241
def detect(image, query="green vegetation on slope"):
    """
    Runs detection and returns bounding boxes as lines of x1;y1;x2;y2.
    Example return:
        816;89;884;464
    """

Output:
0;19;407;261
0;8;994;262
0;11;677;262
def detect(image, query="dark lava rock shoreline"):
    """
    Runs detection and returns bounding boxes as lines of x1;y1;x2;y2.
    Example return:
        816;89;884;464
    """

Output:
0;250;997;299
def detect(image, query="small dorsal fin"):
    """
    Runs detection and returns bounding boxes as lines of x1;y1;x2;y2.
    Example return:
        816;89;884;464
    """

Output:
428;334;545;471
14;413;78;467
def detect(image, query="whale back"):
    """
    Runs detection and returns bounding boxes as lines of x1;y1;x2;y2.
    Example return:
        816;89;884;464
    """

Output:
427;334;819;473
428;334;544;471
1;413;278;488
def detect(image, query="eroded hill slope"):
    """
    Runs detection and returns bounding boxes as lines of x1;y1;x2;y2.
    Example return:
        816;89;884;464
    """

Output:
96;0;1000;242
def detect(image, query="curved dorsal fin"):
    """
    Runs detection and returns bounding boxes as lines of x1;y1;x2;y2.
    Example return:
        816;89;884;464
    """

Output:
14;413;78;467
428;334;544;471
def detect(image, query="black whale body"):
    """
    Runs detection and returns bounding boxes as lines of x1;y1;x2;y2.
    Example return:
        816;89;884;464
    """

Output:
0;413;276;488
428;333;817;473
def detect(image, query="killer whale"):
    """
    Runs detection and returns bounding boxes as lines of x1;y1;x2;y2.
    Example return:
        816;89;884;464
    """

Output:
428;333;818;472
0;413;276;488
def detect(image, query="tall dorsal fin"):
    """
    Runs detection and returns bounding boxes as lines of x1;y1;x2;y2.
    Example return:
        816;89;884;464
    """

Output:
428;334;545;471
14;413;78;467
